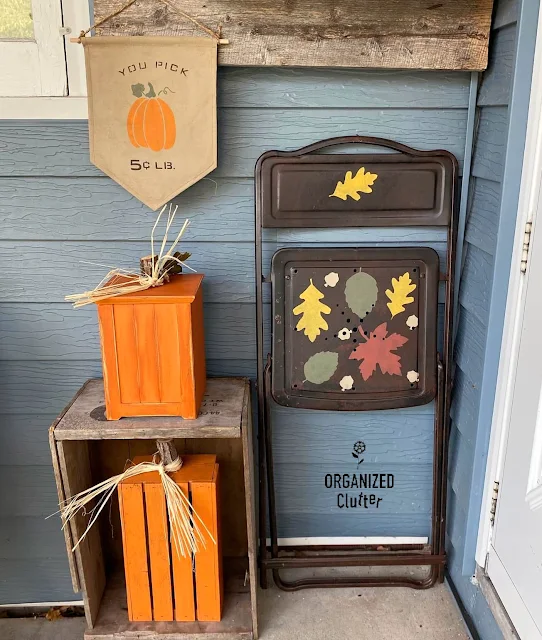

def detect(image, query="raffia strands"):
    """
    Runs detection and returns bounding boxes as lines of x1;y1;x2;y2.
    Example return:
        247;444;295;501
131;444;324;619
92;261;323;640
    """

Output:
50;455;215;558
65;203;196;308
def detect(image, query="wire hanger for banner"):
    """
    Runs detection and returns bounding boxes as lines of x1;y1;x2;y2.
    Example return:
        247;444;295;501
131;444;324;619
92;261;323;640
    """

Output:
70;0;229;45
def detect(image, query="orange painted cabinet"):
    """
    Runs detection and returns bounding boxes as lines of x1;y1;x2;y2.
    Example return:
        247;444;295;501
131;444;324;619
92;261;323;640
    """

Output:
118;455;223;623
96;274;206;420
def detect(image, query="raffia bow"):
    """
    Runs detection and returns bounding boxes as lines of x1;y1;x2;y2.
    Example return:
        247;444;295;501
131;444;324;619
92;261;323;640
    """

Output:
65;203;195;308
52;453;215;558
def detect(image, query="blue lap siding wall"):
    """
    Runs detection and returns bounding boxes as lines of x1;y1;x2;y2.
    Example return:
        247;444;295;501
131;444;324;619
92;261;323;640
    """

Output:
0;6;536;636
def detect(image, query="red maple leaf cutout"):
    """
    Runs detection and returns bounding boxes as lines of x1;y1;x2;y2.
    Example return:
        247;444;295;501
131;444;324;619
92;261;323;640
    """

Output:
349;322;408;381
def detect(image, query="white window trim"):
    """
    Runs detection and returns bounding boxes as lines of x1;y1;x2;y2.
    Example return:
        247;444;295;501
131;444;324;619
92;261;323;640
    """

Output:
0;0;90;117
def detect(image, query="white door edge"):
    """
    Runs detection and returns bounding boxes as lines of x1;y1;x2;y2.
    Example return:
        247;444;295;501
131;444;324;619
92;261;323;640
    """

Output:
476;3;542;568
486;546;541;639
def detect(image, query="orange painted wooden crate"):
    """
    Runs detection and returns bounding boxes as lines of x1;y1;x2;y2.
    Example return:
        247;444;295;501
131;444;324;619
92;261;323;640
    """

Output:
96;273;206;420
118;454;223;623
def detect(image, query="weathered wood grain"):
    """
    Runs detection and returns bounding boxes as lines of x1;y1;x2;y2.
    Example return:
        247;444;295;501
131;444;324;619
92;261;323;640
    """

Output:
465;178;501;255
87;570;253;640
95;0;493;70
50;428;81;593
478;25;516;107
240;388;258;639
57;440;106;627
53;378;247;440
0;109;467;177
471;106;509;182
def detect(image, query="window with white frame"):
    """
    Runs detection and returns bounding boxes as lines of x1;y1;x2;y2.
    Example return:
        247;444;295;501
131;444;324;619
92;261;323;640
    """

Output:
0;0;90;105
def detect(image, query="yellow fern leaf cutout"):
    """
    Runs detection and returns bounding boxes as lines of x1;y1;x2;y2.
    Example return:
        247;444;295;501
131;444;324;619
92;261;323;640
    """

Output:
329;167;378;201
293;279;331;342
385;272;416;318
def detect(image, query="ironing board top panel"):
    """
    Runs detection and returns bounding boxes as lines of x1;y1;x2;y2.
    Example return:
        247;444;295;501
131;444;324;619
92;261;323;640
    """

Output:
271;248;439;411
257;152;456;228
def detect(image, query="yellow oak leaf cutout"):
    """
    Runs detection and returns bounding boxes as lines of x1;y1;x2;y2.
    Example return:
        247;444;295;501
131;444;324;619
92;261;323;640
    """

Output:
329;167;378;201
293;279;331;342
386;272;416;318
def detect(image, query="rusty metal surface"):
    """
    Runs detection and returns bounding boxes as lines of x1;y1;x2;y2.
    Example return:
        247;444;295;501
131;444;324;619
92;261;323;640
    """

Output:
257;136;455;228
271;247;439;411
254;136;458;591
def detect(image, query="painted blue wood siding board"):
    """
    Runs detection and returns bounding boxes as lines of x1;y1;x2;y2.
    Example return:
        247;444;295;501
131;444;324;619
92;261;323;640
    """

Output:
0;67;472;602
446;0;539;637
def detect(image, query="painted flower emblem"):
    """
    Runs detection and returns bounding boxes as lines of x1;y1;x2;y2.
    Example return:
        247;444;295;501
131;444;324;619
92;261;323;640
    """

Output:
338;327;352;341
340;375;354;391
324;272;340;288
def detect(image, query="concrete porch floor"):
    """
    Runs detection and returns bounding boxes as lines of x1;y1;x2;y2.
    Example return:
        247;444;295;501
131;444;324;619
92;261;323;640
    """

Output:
0;582;469;640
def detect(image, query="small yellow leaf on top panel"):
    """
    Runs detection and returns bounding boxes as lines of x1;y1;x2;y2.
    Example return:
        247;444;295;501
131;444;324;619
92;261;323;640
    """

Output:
329;167;378;201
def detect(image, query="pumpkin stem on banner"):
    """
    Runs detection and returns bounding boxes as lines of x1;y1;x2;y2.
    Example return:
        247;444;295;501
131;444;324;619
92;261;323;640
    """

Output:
158;87;176;96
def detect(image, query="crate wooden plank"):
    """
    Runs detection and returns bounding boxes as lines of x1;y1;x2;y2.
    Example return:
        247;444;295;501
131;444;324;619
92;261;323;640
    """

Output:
57;439;106;628
240;388;258;639
53;378;247;439
49;429;80;593
85;570;253;639
95;0;493;70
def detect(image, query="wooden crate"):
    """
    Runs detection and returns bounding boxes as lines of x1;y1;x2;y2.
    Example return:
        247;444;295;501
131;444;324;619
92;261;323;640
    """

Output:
96;273;206;420
119;455;222;623
49;377;257;640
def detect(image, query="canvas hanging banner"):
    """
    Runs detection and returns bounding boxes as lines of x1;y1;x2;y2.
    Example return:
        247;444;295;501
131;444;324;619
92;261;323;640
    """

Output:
83;36;217;210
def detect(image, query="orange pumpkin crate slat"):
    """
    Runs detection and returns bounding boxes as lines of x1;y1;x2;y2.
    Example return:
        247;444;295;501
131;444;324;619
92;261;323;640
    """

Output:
97;274;206;420
119;455;222;623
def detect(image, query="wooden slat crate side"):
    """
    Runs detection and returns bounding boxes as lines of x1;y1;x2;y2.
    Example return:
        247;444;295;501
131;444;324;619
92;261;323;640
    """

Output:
144;483;174;621
118;483;153;621
193;465;223;622
172;481;196;622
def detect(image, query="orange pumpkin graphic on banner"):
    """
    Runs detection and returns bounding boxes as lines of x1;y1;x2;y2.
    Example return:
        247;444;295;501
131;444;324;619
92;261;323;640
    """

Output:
127;83;177;151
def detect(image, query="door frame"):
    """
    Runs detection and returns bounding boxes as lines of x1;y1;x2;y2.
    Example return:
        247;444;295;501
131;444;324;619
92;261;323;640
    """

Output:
476;3;542;567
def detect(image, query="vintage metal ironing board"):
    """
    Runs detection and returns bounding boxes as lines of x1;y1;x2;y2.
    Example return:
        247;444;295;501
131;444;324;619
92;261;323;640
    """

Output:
255;136;457;590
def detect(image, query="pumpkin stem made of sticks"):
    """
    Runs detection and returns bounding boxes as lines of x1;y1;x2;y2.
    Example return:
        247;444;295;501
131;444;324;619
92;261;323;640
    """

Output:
65;204;195;308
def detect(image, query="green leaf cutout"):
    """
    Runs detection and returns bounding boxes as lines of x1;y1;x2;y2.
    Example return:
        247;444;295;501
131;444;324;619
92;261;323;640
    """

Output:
304;351;339;384
345;272;378;318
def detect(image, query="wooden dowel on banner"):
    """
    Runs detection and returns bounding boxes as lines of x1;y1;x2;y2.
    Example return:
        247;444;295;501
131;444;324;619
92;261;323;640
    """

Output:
69;37;229;44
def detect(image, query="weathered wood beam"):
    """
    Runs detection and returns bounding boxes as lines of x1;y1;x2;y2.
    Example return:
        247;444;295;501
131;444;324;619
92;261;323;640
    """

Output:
95;0;493;70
